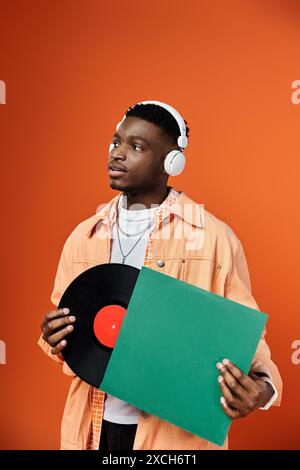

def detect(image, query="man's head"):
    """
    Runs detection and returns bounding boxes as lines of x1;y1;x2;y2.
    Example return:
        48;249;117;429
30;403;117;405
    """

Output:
108;103;190;194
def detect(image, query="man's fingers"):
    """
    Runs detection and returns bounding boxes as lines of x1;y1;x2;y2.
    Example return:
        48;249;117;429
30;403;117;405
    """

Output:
41;308;70;329
40;308;75;356
219;396;240;419
217;360;254;397
222;359;254;391
218;376;243;411
217;360;262;415
47;324;74;347
216;361;248;401
45;308;70;321
51;339;68;355
43;315;76;337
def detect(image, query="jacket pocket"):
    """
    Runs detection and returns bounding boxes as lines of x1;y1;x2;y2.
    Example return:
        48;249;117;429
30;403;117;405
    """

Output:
179;257;225;295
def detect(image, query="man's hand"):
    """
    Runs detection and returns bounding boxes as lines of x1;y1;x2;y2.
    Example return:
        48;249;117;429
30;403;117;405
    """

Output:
216;358;274;419
41;308;76;355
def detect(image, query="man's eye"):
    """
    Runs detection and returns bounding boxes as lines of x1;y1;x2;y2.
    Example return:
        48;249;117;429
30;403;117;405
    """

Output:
112;141;119;147
132;144;142;151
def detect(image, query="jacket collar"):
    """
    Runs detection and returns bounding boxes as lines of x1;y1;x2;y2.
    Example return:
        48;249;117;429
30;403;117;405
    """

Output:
87;187;203;236
170;191;204;229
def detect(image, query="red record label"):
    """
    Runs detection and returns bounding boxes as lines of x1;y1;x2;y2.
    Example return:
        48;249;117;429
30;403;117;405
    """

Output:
93;304;126;348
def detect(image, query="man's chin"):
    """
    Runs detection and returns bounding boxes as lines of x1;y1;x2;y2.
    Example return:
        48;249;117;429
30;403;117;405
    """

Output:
109;179;128;192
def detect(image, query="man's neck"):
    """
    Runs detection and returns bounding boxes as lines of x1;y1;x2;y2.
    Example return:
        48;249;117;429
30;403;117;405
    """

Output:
122;186;170;210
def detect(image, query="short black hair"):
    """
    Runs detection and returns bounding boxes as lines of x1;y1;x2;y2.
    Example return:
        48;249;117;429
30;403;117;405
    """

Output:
125;103;190;147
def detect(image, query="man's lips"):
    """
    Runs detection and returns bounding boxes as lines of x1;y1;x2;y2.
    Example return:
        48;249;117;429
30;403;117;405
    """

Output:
108;164;128;178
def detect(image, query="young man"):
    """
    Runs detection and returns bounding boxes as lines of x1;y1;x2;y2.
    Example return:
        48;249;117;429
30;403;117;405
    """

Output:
39;101;282;451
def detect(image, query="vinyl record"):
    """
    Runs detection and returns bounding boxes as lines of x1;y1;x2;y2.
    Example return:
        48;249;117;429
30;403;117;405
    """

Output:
58;263;140;387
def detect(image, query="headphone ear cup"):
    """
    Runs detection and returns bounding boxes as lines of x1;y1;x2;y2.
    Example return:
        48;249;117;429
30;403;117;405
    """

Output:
164;150;186;176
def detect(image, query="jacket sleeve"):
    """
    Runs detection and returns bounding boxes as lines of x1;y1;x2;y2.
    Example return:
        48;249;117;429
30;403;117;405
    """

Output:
224;240;282;407
38;234;76;377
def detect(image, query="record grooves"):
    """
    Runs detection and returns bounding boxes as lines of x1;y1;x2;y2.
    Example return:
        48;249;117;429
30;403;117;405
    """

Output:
58;263;140;387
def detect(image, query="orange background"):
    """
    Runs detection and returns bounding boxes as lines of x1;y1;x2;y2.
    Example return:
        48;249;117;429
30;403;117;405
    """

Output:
0;0;299;450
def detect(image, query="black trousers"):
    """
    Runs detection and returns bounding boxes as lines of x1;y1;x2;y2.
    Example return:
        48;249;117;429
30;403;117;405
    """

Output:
99;420;138;451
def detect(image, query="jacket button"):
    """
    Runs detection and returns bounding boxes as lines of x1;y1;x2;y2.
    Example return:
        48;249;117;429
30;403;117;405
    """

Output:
156;260;165;268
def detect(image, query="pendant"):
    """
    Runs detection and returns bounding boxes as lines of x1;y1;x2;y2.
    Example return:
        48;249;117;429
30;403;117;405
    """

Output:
122;257;126;264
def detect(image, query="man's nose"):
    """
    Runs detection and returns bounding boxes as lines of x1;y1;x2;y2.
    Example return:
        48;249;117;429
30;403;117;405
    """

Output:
111;144;126;160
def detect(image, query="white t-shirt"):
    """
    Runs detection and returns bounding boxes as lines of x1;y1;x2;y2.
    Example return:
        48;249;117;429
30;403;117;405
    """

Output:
104;195;158;424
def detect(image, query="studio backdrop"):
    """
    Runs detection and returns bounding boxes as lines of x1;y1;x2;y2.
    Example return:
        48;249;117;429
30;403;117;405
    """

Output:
0;0;299;449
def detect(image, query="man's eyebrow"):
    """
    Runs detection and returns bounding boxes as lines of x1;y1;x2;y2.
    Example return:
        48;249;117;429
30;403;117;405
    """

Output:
113;133;150;145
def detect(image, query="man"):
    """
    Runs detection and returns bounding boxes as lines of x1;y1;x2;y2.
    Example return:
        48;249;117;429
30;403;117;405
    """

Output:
39;101;282;451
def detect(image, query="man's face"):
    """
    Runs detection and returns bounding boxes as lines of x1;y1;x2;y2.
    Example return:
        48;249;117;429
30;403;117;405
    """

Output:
108;116;176;193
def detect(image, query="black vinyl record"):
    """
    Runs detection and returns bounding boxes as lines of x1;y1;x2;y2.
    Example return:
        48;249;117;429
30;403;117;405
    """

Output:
58;263;140;387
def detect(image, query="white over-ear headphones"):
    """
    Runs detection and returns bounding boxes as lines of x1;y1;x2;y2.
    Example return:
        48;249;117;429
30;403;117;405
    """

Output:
115;100;188;176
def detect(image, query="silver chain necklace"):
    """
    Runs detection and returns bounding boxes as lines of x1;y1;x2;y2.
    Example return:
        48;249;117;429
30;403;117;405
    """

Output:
116;207;155;264
117;217;154;238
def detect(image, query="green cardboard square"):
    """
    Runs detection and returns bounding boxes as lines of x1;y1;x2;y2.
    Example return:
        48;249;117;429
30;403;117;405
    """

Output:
100;266;267;446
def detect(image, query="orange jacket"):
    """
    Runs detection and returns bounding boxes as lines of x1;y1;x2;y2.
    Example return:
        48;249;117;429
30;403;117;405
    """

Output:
38;189;282;450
